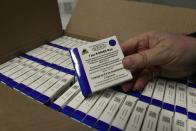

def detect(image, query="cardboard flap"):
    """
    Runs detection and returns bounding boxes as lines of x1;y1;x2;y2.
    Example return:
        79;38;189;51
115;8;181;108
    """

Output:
0;84;91;131
66;0;196;42
0;0;63;64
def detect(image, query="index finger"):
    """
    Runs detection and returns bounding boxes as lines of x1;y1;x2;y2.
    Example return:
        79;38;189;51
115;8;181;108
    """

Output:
120;32;156;56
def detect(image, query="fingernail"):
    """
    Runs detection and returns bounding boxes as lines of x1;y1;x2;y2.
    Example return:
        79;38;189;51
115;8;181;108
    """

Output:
123;58;133;68
122;87;129;92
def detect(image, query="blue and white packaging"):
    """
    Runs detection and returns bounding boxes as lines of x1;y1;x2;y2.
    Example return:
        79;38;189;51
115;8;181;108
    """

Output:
70;36;132;96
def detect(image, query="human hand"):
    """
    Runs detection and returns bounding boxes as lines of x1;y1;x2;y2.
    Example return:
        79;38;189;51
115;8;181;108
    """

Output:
121;32;196;91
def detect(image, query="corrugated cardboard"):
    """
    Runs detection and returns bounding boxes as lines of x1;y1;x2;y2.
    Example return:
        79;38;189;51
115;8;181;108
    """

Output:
66;0;196;43
0;83;91;131
0;0;63;64
0;0;196;130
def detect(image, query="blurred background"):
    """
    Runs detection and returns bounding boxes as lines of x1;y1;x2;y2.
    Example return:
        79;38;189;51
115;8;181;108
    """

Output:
58;0;196;29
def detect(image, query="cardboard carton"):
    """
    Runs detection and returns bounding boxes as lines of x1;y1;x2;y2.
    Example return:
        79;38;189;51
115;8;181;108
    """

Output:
0;0;196;130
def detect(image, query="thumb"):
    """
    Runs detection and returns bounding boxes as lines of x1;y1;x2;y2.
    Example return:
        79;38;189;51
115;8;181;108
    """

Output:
122;47;165;71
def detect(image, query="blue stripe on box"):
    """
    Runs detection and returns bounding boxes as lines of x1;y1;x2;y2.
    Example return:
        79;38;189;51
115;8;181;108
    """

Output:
188;112;196;121
139;95;151;103
36;95;50;104
50;103;62;111
70;49;91;96
0;75;8;82
61;67;76;76
1;76;13;84
47;43;70;51
94;120;110;131
21;54;76;76
61;106;75;117
110;126;122;131
83;115;97;127
163;103;174;112
177;80;187;85
175;106;187;115
0;73;18;88
0;73;6;81
129;91;140;98
14;83;27;91
20;86;34;95
28;90;42;99
21;54;45;65
72;110;86;121
50;63;62;70
6;81;18;88
151;99;162;107
187;82;196;89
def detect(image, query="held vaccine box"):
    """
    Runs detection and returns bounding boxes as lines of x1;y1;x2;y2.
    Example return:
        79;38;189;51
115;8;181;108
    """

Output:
70;36;132;96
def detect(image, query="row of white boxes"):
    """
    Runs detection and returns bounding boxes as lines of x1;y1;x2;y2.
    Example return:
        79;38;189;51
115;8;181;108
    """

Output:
0;36;88;103
0;36;196;131
51;77;196;131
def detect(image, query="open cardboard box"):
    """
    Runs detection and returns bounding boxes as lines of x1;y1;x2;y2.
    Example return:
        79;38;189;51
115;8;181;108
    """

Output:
0;0;196;130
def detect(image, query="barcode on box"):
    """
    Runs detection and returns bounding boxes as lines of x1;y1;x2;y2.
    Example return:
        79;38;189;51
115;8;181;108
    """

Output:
136;107;144;113
176;119;184;127
178;87;185;91
125;101;132;107
158;81;164;86
103;92;111;98
149;111;156;118
162;116;170;123
72;85;79;90
48;73;53;76
34;68;38;71
41;70;46;73
168;85;174;89
54;75;60;79
114;97;121;103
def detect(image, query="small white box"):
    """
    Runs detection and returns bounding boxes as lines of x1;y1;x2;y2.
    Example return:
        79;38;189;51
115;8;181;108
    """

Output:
0;59;21;74
0;58;19;70
187;87;196;113
22;67;52;86
27;48;45;57
66;91;85;109
28;69;58;90
47;54;62;63
3;63;25;77
35;71;65;93
163;81;176;105
187;119;196;131
10;62;39;80
54;82;80;108
175;83;187;108
43;74;74;101
157;109;173;131
87;89;116;120
76;91;103;114
152;79;166;101
142;80;156;97
173;112;187;131
141;105;161;131
97;92;126;125
125;101;148;131
111;95;137;130
15;65;45;83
